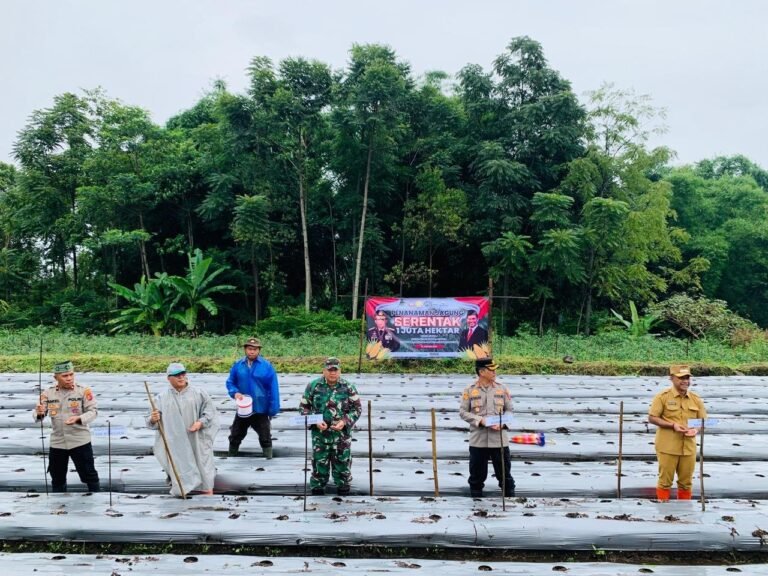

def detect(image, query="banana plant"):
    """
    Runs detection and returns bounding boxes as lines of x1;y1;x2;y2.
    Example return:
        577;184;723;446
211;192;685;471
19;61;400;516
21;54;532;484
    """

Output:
107;273;178;336
610;300;660;337
167;249;236;335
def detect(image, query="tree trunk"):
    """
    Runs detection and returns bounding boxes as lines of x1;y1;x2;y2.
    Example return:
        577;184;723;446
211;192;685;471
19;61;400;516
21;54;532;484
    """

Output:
186;203;194;251
399;186;409;297
251;243;260;323
538;298;547;337
428;239;433;298
352;134;374;320
328;198;338;303
298;158;312;313
138;212;151;279
71;191;78;290
583;247;596;336
72;246;78;290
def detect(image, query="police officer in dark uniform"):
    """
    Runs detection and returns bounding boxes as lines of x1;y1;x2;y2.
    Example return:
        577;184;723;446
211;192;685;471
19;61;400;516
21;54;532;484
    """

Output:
367;310;400;352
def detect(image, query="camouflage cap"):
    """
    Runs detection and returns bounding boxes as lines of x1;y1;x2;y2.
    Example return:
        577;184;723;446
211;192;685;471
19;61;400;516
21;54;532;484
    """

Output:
244;337;262;348
324;357;341;369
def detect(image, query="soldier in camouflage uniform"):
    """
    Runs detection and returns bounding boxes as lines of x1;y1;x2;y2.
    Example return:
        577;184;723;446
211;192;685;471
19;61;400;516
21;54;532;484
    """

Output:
299;357;362;496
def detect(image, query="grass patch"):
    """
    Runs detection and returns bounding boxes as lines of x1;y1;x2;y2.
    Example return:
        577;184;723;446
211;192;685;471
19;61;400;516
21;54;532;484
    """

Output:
3;328;768;374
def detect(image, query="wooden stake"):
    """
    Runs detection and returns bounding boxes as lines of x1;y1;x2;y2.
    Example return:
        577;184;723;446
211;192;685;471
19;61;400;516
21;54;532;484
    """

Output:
617;401;624;499
499;407;506;511
303;414;308;511
700;422;706;512
108;420;113;508
368;400;374;496
144;381;186;499
36;333;48;497
431;408;439;497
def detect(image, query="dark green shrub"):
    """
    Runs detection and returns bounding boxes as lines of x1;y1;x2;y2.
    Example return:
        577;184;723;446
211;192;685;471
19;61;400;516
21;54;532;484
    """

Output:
250;307;359;337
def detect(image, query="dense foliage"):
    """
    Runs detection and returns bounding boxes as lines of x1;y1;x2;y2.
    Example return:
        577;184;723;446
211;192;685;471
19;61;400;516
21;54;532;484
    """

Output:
1;37;767;335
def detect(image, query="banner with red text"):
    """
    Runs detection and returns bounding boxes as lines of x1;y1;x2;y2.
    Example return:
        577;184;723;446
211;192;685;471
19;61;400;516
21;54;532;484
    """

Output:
364;297;490;359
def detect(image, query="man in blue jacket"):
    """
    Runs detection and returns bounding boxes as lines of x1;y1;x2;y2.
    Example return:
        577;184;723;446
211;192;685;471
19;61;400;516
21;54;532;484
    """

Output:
226;338;280;458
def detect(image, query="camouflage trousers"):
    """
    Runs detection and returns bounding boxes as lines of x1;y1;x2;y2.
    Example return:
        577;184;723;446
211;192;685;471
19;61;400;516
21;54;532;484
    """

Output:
310;431;353;489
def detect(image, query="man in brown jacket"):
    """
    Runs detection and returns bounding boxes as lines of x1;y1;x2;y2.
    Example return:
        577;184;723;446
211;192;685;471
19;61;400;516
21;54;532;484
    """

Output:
34;360;100;492
648;364;707;501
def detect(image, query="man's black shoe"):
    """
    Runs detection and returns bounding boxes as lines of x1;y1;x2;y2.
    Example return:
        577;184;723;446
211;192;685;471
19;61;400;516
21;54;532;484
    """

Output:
470;490;483;498
311;487;325;496
337;485;350;496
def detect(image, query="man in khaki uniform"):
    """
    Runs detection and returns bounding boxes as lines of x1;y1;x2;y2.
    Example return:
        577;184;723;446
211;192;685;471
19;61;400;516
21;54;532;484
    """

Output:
648;364;707;501
34;360;100;492
459;357;515;498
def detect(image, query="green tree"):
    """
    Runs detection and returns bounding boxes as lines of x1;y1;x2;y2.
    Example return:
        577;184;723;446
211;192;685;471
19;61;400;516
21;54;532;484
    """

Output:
247;56;333;312
333;44;411;318
558;85;687;333
232;194;271;322
403;166;468;295
13;92;97;289
80;98;164;280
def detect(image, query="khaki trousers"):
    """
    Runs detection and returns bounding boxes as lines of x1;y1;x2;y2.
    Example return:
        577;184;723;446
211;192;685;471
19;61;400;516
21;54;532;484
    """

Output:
656;452;696;490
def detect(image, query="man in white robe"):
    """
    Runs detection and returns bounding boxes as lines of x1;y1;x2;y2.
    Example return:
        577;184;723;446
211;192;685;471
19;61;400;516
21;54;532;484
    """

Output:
147;362;219;496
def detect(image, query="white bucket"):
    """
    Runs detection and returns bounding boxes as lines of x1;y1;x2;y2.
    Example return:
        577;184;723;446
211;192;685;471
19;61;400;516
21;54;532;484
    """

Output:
236;395;253;418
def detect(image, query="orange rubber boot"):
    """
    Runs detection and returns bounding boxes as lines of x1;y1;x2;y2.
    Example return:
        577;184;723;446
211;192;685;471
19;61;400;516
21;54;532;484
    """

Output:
656;487;671;501
677;489;692;500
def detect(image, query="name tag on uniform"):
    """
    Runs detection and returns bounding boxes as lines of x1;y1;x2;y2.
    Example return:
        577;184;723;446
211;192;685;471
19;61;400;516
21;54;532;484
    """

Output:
688;418;719;427
290;414;324;425
486;414;514;426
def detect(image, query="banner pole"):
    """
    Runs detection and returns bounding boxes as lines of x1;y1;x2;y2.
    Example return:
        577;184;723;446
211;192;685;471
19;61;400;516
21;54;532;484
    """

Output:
368;400;374;496
357;278;368;373
431;408;439;497
617;401;624;499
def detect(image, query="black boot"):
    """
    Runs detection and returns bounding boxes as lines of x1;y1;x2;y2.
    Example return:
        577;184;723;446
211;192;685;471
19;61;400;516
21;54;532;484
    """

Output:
228;445;239;457
87;483;101;493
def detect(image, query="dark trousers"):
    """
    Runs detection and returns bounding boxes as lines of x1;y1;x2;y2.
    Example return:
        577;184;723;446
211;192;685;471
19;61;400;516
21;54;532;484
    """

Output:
48;442;100;492
469;446;514;495
228;413;272;449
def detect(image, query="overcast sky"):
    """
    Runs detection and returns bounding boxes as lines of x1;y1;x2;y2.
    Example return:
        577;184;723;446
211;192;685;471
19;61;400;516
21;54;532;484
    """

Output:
3;0;767;167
